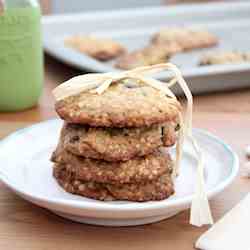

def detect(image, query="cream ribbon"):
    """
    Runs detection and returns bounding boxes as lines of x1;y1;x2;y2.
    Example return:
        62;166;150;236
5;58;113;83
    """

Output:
53;63;213;227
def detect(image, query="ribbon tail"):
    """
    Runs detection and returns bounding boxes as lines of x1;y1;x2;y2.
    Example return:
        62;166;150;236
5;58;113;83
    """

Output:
190;137;213;227
190;175;214;227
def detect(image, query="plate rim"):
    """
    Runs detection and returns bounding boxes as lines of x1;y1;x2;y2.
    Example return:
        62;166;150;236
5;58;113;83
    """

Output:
0;119;239;213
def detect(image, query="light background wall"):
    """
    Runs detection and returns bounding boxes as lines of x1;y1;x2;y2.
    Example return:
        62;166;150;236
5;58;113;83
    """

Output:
49;0;164;13
39;0;241;14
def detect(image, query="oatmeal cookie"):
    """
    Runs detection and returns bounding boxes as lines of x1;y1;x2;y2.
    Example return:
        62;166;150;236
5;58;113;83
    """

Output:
199;51;250;65
152;28;218;51
65;35;126;61
59;122;178;161
55;81;181;127
51;145;173;184
115;43;181;70
53;164;174;201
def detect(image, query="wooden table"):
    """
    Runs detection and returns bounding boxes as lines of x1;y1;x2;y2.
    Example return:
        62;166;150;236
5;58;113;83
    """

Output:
0;54;250;250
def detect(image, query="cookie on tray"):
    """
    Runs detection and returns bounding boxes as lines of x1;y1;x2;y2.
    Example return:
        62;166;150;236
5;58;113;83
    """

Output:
199;51;250;65
53;164;174;201
65;35;126;61
152;27;218;51
59;122;178;162
115;43;181;70
55;81;181;128
51;145;173;185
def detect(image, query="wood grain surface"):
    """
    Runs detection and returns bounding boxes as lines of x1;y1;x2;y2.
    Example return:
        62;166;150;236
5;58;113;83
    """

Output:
0;54;250;250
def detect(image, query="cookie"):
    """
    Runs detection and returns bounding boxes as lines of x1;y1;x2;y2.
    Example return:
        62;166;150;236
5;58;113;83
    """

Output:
199;51;250;65
65;35;126;61
152;28;218;51
59;122;178;161
53;164;174;201
162;122;179;147
51;145;173;184
55;81;181;127
115;43;181;70
243;52;250;61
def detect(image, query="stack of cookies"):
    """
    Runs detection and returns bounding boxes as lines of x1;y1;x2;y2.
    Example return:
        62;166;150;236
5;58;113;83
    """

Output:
51;80;181;202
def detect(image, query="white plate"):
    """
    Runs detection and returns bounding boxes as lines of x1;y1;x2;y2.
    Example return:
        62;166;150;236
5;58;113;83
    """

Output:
43;2;250;94
0;119;238;226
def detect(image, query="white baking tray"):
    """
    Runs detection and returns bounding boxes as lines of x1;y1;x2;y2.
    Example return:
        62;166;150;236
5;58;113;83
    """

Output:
43;2;250;94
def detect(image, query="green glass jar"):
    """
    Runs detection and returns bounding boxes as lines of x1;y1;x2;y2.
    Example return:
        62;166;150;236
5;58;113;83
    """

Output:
0;0;43;112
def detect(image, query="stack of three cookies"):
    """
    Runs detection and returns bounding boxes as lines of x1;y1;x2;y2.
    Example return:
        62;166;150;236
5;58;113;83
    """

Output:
51;81;181;201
